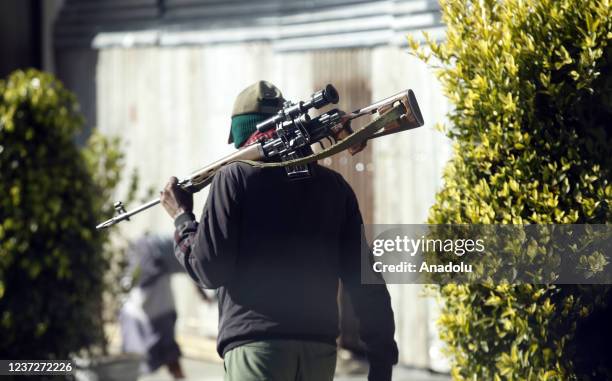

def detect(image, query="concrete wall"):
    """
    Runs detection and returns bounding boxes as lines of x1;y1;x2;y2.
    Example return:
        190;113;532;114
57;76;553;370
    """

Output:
96;43;451;369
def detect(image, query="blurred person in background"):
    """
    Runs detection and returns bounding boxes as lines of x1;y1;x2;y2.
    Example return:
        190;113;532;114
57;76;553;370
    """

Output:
119;234;211;379
160;81;398;381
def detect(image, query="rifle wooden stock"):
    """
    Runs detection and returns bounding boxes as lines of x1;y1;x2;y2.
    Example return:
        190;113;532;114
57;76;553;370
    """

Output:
328;89;424;155
369;89;423;139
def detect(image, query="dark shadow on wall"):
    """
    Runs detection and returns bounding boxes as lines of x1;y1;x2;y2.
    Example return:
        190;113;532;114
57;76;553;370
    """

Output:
0;0;42;78
0;0;95;146
55;47;98;146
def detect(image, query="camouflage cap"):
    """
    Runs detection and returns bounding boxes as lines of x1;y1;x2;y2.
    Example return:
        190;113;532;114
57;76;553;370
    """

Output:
228;80;284;144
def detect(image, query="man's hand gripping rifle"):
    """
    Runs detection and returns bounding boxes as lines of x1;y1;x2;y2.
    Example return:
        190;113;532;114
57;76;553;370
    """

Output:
96;85;424;230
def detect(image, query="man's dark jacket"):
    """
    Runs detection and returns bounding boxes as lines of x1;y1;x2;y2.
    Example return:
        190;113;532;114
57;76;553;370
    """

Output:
173;162;398;377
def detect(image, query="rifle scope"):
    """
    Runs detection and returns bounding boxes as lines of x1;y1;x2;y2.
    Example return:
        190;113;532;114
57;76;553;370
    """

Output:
256;84;339;133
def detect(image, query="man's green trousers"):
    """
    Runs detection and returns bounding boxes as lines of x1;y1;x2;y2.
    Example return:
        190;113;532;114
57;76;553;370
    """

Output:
224;340;337;381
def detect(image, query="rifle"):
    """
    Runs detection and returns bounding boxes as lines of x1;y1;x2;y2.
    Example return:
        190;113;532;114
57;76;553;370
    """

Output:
96;85;424;230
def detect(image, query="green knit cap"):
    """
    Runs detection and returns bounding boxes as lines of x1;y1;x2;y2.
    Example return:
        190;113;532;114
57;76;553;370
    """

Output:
230;113;271;148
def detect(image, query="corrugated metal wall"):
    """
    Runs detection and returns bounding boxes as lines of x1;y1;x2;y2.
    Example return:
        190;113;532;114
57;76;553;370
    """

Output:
56;0;443;50
312;49;373;224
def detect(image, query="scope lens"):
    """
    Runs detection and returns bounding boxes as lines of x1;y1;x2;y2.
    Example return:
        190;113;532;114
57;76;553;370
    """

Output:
323;84;339;104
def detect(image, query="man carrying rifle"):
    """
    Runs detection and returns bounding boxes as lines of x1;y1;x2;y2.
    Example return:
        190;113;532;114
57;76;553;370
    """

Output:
160;81;398;381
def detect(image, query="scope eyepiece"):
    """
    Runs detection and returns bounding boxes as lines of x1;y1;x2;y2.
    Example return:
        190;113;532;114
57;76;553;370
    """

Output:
323;84;339;105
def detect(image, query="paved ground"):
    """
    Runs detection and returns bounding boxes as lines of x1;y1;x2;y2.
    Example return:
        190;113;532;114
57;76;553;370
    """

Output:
140;357;451;381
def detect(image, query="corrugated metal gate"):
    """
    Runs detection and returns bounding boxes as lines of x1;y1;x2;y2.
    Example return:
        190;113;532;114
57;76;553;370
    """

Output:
312;49;373;224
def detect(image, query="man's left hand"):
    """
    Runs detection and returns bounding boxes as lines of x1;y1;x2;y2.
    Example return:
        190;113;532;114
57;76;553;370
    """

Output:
160;176;194;219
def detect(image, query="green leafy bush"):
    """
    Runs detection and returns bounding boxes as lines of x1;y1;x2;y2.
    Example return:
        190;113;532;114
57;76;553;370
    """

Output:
0;70;125;359
410;0;611;379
